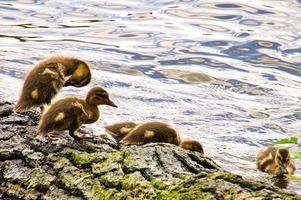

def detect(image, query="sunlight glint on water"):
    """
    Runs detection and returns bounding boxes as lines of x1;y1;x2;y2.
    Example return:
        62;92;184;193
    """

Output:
0;0;301;193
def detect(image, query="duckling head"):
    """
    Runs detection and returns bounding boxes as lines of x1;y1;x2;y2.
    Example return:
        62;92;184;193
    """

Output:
276;148;294;175
86;87;118;107
64;61;91;87
180;140;204;154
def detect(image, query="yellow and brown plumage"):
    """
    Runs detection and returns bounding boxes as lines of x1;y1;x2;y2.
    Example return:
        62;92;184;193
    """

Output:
180;139;204;154
256;146;296;175
105;121;138;142
106;121;204;154
14;55;91;113
38;86;117;140
119;121;181;146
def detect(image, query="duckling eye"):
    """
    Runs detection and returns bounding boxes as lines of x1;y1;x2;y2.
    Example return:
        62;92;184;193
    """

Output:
278;156;284;163
95;92;108;98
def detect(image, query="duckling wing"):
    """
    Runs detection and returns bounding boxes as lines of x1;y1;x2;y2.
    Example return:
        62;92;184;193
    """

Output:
256;147;278;173
105;122;138;142
119;129;148;145
37;63;65;102
15;63;65;111
120;122;180;146
120;136;145;145
38;98;86;134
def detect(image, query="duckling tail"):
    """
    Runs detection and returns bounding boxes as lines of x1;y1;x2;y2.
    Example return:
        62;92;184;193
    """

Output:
14;101;26;112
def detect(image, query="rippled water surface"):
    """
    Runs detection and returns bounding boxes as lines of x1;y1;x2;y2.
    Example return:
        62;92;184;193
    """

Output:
1;0;301;193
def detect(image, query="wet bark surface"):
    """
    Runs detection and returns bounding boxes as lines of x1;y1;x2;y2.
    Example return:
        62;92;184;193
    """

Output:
0;101;299;199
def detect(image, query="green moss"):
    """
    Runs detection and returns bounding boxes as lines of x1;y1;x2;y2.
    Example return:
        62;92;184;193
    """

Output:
121;173;144;191
58;166;90;196
47;154;73;170
6;183;26;199
150;180;168;190
6;183;42;200
7;183;22;191
62;148;107;167
101;188;128;200
211;172;264;190
92;151;124;176
26;167;55;191
122;150;133;165
167;180;214;200
26;178;38;190
54;157;73;170
58;165;128;199
43;186;81;200
72;152;99;166
110;173;159;199
99;134;109;140
174;173;192;180
108;151;124;161
279;193;299;200
81;180;103;200
99;171;123;188
94;173;217;199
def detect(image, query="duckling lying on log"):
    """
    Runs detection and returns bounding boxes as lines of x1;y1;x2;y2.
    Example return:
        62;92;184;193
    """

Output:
105;121;204;154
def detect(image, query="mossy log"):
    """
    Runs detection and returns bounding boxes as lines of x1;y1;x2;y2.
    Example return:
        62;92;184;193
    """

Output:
0;101;299;200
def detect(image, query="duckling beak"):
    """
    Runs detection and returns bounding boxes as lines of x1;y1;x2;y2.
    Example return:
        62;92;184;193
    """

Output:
64;79;72;87
280;164;288;174
108;100;118;108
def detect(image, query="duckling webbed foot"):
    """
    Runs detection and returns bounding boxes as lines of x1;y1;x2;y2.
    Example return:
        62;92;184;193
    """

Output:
46;132;60;141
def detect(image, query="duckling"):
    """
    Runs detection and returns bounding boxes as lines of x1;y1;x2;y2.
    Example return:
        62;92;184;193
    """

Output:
256;146;296;175
180;139;204;154
14;55;91;113
120;121;181;146
105;121;138;142
38;86;117;140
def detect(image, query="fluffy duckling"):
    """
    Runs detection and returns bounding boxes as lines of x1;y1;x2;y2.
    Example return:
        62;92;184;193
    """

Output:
109;121;204;154
105;121;138;142
120;121;181;145
180;139;204;154
38;86;117;140
15;55;91;113
256;146;296;175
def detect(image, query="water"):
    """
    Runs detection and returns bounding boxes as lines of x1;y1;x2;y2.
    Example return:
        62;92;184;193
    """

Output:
1;0;301;193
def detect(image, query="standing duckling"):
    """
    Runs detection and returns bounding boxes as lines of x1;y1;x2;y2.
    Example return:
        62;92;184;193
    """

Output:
256;146;296;175
105;121;138;142
15;55;91;113
120;121;181;146
38;86;117;140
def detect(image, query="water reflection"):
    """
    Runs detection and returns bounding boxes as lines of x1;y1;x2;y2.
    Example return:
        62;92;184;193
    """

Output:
160;69;214;83
0;0;301;193
272;175;289;189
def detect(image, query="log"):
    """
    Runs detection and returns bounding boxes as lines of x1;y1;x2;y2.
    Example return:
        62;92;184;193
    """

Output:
0;101;299;200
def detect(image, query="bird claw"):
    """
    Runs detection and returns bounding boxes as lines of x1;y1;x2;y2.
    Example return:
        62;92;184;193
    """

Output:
79;134;94;140
70;132;94;141
46;132;59;141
